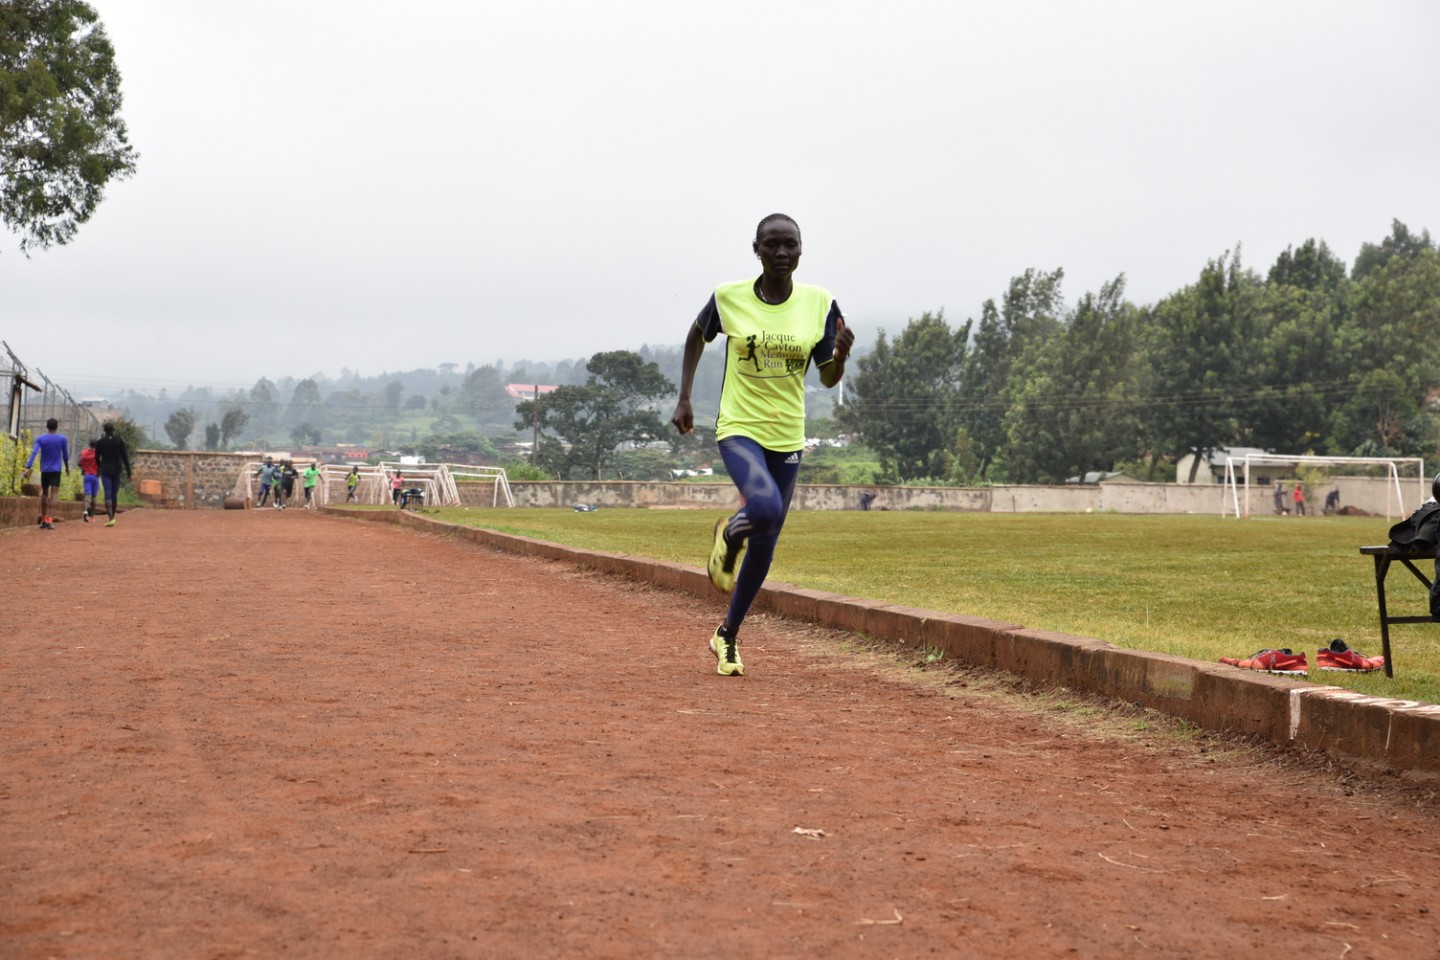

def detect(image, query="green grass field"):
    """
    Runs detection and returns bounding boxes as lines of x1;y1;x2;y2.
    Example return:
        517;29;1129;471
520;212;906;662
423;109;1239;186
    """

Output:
409;506;1439;704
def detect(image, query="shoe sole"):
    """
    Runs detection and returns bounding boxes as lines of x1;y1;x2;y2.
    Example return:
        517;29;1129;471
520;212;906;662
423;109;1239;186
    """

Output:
707;520;733;594
1318;664;1381;672
1220;659;1308;674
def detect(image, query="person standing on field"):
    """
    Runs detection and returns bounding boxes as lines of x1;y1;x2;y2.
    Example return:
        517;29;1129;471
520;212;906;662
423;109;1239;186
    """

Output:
93;421;131;527
23;417;69;530
1293;482;1306;516
670;213;854;677
345;465;360;502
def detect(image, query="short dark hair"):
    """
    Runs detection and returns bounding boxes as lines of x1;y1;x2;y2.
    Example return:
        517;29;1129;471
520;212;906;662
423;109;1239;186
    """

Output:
755;213;800;240
103;422;115;434
46;417;58;430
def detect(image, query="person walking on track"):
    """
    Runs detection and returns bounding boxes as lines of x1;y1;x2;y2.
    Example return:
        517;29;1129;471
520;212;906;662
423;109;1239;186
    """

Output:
670;213;854;677
79;439;100;522
23;417;70;530
93;421;131;527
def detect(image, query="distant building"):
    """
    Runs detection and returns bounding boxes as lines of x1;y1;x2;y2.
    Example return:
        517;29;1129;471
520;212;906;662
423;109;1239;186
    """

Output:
1065;471;1145;485
1175;446;1273;484
505;384;559;401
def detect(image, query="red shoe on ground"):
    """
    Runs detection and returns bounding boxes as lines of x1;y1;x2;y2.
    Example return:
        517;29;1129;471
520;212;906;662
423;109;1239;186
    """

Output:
1219;648;1309;675
1316;639;1385;672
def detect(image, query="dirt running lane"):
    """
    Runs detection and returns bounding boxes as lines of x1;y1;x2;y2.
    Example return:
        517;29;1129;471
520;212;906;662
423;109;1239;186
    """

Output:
3;509;1437;959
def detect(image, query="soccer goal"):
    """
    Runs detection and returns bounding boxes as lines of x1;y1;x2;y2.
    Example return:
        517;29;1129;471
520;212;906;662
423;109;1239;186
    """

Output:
446;465;515;508
1222;453;1426;520
375;462;515;509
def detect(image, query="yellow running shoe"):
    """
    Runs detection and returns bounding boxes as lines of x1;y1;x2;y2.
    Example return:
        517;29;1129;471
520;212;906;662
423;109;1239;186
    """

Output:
709;628;744;677
707;518;737;594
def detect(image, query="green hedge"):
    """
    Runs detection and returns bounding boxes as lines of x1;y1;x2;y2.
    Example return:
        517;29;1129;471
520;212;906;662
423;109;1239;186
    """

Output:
1;430;82;500
0;431;29;496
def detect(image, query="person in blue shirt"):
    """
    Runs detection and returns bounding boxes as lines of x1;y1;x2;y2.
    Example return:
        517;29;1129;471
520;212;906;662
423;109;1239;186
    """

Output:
23;418;70;530
256;457;276;507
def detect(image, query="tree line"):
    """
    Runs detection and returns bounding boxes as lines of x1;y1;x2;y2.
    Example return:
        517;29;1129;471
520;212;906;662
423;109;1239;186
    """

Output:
837;220;1440;485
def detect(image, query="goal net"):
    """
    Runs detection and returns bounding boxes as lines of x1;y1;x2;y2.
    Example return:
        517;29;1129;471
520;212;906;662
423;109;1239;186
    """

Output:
1222;453;1426;520
232;462;514;509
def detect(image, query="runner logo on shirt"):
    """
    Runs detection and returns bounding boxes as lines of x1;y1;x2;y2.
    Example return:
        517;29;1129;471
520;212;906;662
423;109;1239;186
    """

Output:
737;331;805;379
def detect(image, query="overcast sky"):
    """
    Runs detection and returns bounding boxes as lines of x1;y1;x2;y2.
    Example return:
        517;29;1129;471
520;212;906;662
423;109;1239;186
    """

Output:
4;0;1438;398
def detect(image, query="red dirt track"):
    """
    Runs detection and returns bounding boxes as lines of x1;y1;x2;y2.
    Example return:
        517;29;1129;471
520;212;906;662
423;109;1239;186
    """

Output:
3;509;1438;959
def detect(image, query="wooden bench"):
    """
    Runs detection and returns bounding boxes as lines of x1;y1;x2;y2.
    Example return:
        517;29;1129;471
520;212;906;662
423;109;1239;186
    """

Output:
1359;545;1438;678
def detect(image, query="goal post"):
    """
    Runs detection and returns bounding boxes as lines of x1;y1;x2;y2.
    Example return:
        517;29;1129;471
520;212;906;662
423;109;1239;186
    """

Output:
234;461;515;508
1222;453;1425;520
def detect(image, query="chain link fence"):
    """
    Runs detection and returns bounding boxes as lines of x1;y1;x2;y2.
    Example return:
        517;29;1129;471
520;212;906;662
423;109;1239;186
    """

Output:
3;340;103;497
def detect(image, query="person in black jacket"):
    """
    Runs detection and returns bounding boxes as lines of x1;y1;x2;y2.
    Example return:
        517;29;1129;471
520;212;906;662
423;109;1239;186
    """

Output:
93;422;132;527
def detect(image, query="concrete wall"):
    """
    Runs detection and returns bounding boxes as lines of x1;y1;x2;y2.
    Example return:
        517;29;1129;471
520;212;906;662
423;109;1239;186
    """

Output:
0;496;86;528
130;450;253;508
498;476;1422;518
57;450;1423;518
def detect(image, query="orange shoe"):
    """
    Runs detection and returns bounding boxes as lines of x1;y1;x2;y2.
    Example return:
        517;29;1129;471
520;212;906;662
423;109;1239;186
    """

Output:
1219;649;1308;675
1316;639;1384;672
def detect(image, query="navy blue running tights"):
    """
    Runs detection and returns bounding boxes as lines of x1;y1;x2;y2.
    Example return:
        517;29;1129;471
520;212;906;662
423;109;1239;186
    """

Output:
717;436;802;634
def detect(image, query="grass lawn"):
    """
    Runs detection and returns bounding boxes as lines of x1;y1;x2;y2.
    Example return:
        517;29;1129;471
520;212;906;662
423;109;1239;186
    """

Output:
405;506;1439;704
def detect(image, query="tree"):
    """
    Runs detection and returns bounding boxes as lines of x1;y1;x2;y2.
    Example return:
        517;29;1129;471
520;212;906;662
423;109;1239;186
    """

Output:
1268;238;1347;293
248;377;278;437
163;407;196;450
1351;219;1435;282
837;310;969;482
1341;240;1440;401
219;405;249;448
290;422;321;446
382;380;404;413
461;364;516;423
957;268;1066;479
1145;251;1263;481
1327;369;1427;457
513;350;673;480
203;422;220;451
103;415;146;454
1246;243;1351;452
0;0;138;252
415;430;499;464
287;377;321;418
1002;277;1144;483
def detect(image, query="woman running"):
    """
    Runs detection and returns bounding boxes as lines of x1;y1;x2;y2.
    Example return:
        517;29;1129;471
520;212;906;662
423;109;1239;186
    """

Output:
670;213;854;676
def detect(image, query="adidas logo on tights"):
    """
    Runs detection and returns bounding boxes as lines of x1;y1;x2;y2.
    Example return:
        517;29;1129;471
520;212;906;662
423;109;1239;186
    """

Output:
784;453;800;464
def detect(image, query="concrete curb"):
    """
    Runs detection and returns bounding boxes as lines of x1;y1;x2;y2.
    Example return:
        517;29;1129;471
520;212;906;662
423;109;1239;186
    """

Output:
1;497;90;529
334;507;1440;783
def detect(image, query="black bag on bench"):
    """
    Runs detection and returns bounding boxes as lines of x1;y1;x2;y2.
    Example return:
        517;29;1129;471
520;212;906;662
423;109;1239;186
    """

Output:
1387;488;1440;617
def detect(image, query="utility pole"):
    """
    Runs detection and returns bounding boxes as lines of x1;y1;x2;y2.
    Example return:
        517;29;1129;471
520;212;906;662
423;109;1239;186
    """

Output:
531;385;539;466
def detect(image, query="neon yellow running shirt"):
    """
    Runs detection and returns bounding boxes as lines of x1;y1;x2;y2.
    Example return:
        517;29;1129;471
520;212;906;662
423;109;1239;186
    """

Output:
696;279;843;451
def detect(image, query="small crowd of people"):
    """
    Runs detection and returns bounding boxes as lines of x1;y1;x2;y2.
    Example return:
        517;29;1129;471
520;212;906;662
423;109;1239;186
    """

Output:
1272;481;1342;516
254;457;323;510
23;418;131;528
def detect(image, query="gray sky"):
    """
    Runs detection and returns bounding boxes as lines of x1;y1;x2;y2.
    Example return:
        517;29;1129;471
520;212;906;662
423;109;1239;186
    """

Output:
4;0;1438;397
